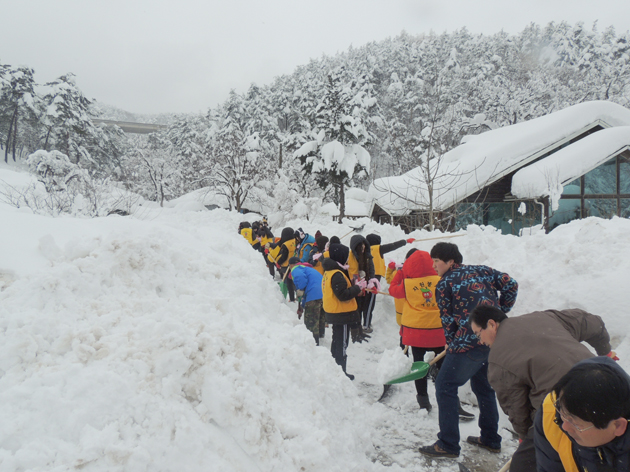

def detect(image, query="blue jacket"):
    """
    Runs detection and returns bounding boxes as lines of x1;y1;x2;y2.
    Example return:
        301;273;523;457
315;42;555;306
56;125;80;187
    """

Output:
291;264;323;303
298;234;316;262
436;263;518;354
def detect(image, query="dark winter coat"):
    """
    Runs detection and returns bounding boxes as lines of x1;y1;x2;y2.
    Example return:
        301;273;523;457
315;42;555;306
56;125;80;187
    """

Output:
534;357;630;472
321;257;361;325
488;309;611;438
348;234;375;281
436;263;518;354
276;227;296;266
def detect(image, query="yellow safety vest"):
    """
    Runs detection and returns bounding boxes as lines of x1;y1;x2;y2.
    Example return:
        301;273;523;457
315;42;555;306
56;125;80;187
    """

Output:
371;245;385;277
541;392;579;472
279;239;297;267
386;267;404;326
322;269;358;314
240;228;255;245
402;276;442;329
267;245;281;263
298;242;314;260
348;252;359;281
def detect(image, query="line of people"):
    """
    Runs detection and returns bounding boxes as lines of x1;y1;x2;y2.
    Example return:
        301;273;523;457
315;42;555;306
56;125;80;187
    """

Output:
239;222;630;471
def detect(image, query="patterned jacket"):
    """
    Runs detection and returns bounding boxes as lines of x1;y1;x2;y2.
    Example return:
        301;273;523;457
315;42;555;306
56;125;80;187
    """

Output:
436;263;518;354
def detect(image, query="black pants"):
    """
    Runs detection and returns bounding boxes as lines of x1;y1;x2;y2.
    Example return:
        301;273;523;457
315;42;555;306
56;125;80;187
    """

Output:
278;267;295;301
411;345;445;396
509;429;536;472
361;275;381;328
331;324;350;372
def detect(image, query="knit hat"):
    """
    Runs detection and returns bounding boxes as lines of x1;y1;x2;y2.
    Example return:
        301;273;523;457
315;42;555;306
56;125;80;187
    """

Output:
328;244;349;265
329;236;341;245
294;227;306;241
366;234;381;246
315;230;322;239
315;236;329;250
288;256;301;265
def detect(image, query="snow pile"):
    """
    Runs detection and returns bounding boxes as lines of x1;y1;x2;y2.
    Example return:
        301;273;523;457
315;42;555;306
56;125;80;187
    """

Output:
376;348;413;385
0;202;377;471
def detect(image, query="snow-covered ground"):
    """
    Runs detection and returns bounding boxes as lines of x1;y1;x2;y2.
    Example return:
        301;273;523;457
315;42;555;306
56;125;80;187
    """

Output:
1;159;629;472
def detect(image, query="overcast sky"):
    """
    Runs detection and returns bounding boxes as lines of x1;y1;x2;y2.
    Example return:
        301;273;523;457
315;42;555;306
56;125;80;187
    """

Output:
2;0;629;116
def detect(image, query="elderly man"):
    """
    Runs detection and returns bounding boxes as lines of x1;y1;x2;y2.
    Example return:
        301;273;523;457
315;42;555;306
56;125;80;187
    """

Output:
470;305;614;472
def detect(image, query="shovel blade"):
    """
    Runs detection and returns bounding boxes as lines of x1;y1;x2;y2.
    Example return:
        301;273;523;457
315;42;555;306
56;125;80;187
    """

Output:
278;281;288;298
385;361;430;385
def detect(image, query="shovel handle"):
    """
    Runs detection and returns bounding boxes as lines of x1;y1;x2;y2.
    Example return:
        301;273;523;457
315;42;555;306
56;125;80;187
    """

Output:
429;349;447;366
498;459;512;472
411;233;466;244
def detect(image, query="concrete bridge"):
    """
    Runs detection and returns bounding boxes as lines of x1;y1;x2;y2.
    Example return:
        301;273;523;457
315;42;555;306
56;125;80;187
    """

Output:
92;119;167;134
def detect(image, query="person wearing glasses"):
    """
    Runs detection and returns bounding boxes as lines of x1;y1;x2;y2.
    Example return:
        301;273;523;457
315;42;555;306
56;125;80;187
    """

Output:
469;305;615;472
534;357;630;472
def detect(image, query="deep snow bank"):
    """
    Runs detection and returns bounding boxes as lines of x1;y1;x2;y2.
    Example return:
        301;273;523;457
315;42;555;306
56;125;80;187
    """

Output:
0;206;379;472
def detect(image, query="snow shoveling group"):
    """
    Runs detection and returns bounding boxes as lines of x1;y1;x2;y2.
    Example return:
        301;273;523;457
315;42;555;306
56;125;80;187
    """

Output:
1;166;630;471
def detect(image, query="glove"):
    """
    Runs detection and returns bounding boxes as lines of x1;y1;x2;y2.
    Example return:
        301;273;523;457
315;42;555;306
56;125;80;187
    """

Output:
355;279;367;290
406;238;415;244
296;289;305;298
428;363;439;383
367;278;381;292
607;351;620;361
312;253;323;260
351;326;371;343
388;261;397;270
297;305;304;319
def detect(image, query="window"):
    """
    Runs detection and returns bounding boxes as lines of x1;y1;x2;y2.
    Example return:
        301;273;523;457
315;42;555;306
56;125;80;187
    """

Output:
584;198;617;218
549;199;582;230
562;178;581;195
620;156;630;194
584;158;616;194
621;199;630;218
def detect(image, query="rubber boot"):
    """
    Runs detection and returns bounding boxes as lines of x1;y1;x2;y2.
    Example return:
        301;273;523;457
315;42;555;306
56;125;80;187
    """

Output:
417;394;432;411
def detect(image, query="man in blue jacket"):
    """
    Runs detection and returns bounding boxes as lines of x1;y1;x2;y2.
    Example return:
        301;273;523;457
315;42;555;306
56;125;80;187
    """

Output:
419;242;518;459
289;257;325;344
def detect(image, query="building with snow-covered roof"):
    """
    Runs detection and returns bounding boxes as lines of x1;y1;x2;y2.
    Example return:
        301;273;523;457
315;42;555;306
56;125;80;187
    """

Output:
369;101;630;234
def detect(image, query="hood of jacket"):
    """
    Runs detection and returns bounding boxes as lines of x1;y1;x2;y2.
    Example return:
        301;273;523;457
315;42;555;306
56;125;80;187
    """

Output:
280;227;295;244
402;250;437;278
350;234;371;259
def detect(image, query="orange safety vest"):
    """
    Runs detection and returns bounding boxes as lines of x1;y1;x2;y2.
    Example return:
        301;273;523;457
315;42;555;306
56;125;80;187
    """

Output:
541;393;579;472
370;245;385;277
402;276;442;329
322;269;358;314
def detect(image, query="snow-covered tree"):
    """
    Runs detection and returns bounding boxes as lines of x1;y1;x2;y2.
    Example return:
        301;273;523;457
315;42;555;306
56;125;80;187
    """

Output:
0;65;38;162
294;69;374;222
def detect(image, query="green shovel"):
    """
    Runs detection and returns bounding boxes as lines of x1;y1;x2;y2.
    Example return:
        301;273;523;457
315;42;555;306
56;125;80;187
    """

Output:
378;349;446;402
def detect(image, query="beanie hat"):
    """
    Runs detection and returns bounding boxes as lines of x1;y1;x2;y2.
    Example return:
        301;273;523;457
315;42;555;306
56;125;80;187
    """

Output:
315;236;329;250
329;236;341;245
315;230;322;239
294;227;306;241
366;234;381;246
288;256;301;265
328;244;349;265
